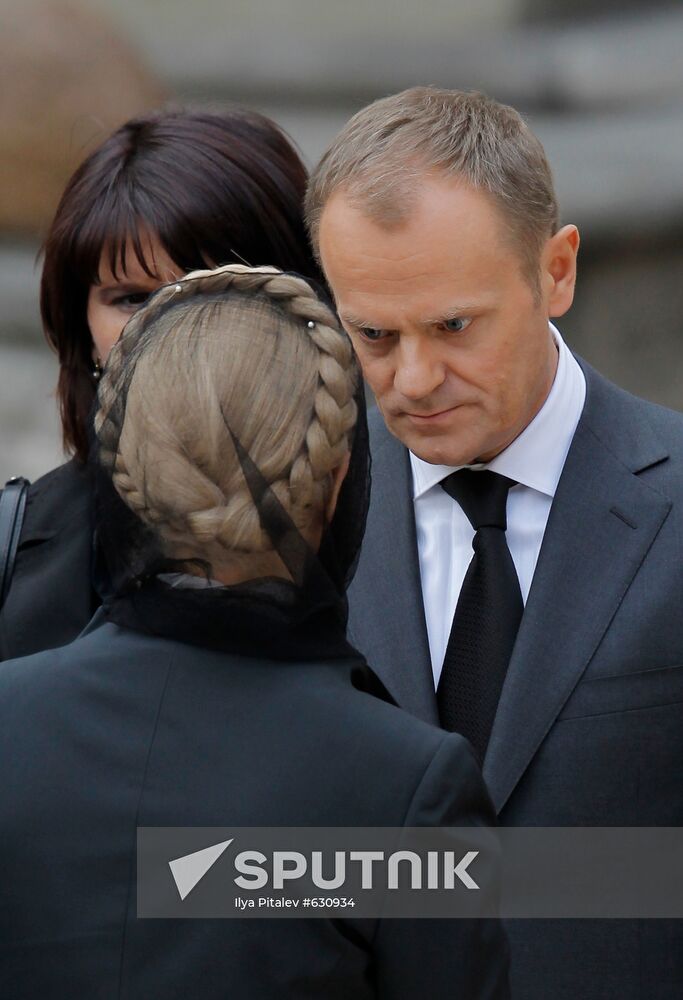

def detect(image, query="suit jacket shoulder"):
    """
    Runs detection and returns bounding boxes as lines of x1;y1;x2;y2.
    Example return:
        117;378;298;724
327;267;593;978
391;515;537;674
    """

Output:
578;359;683;468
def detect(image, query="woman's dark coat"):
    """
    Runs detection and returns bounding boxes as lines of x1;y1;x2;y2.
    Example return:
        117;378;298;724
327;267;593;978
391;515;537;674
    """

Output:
0;604;508;998
0;461;95;660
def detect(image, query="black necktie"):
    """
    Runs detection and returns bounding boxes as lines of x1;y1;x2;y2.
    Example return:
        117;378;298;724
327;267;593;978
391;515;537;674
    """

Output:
437;469;523;763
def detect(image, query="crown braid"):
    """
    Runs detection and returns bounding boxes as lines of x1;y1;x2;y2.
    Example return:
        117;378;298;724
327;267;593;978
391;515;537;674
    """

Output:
95;265;358;561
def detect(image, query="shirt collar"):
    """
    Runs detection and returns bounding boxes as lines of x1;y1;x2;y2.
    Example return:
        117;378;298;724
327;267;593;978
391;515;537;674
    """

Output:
409;323;587;500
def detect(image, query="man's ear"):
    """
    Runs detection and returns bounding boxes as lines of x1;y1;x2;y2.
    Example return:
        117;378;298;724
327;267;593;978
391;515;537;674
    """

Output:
325;451;351;523
542;224;580;318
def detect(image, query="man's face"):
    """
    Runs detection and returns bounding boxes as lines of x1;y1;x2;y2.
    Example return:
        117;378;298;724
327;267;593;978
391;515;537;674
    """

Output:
319;173;576;466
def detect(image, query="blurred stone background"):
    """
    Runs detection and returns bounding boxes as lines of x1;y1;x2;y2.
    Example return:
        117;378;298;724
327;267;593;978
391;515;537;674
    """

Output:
1;0;682;482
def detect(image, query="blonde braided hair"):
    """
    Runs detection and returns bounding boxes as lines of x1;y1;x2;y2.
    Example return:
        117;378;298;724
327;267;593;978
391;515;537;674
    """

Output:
95;264;358;570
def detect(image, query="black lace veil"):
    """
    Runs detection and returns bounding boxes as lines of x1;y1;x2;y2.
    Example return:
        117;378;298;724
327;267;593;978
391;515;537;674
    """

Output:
93;265;370;660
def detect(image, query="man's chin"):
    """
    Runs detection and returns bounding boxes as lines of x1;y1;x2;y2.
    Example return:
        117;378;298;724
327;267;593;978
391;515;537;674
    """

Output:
385;420;474;467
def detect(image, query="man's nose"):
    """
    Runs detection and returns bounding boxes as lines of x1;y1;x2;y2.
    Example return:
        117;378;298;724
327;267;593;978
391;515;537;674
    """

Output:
393;337;446;401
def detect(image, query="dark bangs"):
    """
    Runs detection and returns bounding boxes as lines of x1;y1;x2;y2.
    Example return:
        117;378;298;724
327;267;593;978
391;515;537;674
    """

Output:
65;178;177;289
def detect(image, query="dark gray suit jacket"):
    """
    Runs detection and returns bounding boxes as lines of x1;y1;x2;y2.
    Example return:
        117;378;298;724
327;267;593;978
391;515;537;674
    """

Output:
348;359;683;999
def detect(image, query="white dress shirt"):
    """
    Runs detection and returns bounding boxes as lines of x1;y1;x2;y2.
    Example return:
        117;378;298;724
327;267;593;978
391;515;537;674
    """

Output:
410;324;587;687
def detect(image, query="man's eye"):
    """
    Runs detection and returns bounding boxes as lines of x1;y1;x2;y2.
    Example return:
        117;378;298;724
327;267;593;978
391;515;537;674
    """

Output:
358;327;388;342
441;317;471;333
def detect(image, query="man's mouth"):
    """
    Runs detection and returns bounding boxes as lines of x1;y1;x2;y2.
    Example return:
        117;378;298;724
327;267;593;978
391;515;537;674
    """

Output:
402;405;460;424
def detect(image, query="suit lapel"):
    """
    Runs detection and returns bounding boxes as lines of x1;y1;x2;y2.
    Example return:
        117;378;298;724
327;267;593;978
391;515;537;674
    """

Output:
348;409;438;725
484;365;672;811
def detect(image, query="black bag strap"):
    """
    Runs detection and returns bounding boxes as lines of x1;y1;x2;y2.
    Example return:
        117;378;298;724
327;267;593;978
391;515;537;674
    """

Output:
0;477;30;610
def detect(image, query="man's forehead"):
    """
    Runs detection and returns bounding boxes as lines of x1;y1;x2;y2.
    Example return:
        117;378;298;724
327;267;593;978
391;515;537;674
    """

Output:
326;234;502;317
321;181;508;270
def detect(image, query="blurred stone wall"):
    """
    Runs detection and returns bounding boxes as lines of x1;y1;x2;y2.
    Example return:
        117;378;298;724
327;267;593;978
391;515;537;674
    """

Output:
0;0;165;480
0;0;164;238
1;0;682;482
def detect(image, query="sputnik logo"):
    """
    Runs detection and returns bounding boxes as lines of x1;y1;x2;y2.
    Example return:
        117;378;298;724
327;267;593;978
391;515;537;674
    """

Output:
169;839;233;900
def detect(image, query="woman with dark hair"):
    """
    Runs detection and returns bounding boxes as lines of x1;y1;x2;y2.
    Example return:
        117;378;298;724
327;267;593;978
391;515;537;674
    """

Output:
0;106;322;660
0;265;508;997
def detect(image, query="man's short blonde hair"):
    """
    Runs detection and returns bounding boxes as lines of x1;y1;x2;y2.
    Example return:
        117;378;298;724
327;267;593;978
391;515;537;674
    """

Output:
306;87;559;288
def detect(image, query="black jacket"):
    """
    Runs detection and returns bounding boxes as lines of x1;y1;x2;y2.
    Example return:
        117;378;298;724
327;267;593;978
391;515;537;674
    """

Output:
0;460;96;660
0;609;508;999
